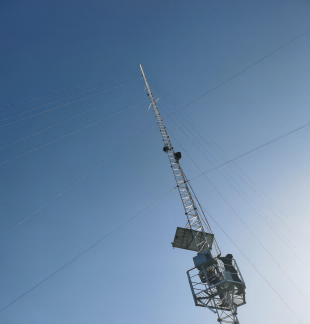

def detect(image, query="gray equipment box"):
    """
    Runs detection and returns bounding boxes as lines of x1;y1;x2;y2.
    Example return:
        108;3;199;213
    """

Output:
193;250;217;269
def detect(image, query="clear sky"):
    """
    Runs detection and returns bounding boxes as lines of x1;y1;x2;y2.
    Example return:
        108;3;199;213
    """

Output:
0;1;309;323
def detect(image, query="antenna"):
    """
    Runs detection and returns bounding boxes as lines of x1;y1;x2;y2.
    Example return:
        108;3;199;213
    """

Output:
140;64;246;324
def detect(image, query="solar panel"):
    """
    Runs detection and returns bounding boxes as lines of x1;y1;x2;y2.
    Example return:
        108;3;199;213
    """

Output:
172;227;214;252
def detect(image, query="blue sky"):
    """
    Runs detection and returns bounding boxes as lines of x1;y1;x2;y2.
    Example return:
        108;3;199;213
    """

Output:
0;1;309;323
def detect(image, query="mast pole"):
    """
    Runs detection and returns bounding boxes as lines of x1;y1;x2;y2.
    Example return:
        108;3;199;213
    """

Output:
140;64;211;253
140;64;243;324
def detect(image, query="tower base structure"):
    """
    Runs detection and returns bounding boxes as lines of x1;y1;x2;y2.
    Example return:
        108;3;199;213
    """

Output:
187;254;246;324
172;227;246;324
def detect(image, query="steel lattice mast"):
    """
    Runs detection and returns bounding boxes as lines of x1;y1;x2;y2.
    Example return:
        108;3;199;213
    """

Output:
140;64;213;253
140;64;246;324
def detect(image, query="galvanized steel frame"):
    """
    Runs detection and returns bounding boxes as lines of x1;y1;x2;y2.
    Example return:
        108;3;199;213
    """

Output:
140;64;244;324
140;64;211;253
187;258;246;324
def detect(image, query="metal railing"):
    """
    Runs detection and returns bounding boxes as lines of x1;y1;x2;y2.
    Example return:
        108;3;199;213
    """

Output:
186;258;246;311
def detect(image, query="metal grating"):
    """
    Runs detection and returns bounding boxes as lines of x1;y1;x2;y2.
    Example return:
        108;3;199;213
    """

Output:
172;227;214;252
